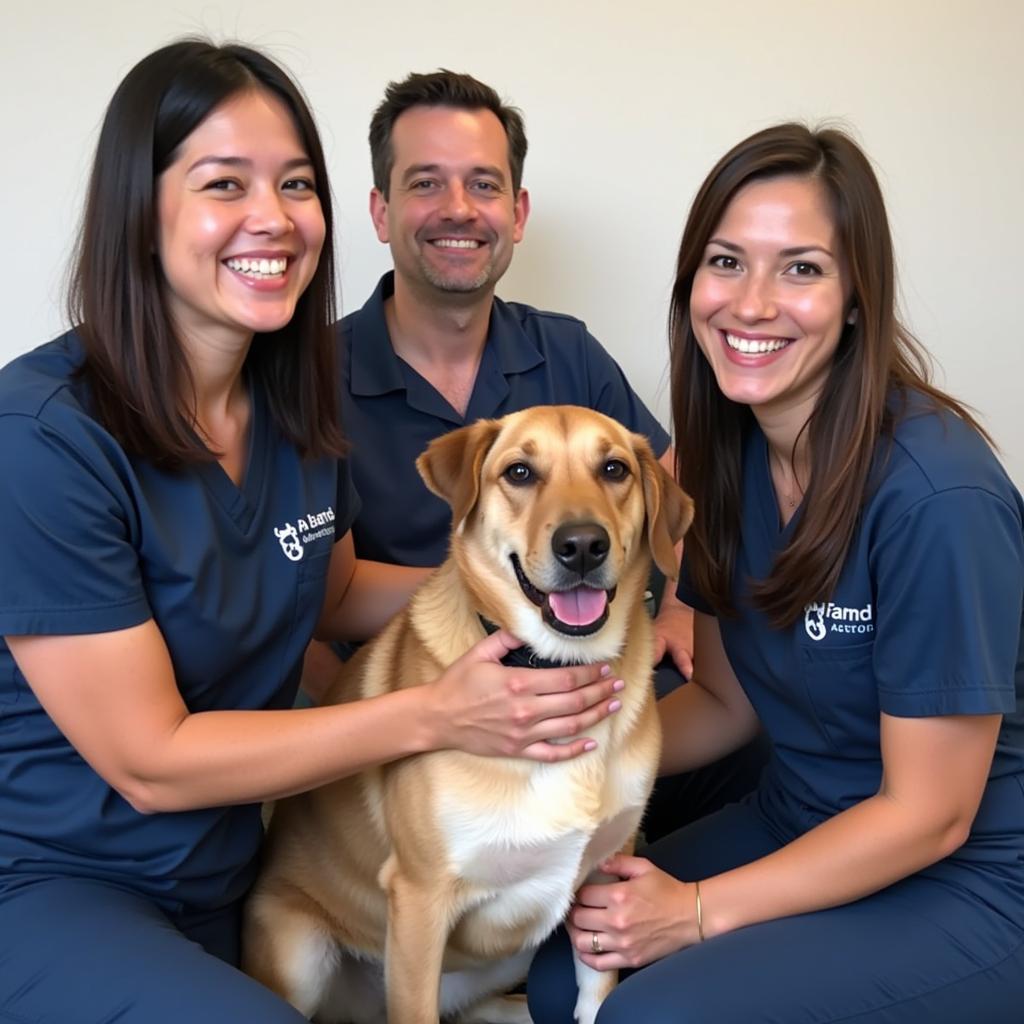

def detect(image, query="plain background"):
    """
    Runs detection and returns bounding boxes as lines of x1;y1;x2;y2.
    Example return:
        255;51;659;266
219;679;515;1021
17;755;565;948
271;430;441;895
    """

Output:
2;0;1021;484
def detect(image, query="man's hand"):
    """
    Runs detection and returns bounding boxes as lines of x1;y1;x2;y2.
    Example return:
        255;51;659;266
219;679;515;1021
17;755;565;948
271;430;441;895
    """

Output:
652;600;694;679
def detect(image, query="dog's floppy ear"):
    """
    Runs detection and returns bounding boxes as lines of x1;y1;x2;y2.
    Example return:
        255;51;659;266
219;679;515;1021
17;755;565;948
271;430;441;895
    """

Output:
637;442;694;580
417;419;502;528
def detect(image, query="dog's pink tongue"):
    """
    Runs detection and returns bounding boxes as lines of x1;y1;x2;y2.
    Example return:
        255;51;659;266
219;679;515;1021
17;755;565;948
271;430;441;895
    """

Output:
548;587;608;626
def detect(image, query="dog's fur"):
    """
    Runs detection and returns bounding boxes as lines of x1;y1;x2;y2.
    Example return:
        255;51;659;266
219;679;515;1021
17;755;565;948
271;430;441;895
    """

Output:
243;406;693;1024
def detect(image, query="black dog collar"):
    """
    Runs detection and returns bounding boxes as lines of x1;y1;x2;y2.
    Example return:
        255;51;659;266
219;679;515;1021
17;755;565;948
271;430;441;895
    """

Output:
478;616;567;670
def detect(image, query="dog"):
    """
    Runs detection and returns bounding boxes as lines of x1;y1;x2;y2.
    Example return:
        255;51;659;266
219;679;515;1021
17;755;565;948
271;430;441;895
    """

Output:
243;405;693;1024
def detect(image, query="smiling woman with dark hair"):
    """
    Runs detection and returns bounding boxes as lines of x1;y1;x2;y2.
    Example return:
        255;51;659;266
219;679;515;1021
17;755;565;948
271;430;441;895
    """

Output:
69;39;344;466
528;123;1024;1024
0;39;625;1022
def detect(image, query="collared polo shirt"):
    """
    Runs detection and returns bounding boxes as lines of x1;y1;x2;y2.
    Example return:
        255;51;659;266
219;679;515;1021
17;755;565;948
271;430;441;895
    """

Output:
340;272;670;565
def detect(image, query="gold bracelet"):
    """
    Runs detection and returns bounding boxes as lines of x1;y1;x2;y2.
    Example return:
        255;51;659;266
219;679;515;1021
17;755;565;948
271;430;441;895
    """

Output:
694;880;705;942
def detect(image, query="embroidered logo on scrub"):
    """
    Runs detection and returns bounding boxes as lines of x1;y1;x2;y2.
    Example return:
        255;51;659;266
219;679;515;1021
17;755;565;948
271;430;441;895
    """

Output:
274;506;335;562
804;601;874;640
275;522;304;561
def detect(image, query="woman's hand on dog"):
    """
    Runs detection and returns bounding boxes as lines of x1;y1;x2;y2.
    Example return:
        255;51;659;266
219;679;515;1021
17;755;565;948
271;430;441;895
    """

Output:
568;854;697;969
424;629;624;762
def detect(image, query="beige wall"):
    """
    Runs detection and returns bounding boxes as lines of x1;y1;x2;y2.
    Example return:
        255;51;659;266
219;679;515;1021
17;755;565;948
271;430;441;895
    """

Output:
3;0;1022;483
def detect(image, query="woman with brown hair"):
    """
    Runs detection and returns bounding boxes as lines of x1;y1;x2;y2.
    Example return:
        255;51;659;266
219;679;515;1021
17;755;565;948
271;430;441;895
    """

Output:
528;123;1024;1022
0;39;623;1022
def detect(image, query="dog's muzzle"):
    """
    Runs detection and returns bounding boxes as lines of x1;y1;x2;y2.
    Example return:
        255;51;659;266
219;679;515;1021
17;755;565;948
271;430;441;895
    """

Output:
510;540;617;638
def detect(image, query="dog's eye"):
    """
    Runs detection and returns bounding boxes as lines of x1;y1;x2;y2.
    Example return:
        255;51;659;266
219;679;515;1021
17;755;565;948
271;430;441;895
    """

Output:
602;459;629;481
503;462;534;486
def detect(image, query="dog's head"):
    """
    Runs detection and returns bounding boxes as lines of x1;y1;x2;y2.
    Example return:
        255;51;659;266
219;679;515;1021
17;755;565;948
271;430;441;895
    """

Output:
416;406;693;663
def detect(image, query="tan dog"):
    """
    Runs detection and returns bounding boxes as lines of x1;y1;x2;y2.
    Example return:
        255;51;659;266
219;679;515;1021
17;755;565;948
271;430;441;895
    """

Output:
243;406;692;1024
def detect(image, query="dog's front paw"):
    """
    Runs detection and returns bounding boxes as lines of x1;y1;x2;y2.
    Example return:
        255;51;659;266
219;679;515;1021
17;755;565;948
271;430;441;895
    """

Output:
573;963;616;1024
573;991;602;1024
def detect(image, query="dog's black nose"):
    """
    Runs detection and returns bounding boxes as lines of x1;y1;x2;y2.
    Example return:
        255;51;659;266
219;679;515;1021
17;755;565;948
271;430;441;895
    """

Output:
551;522;610;576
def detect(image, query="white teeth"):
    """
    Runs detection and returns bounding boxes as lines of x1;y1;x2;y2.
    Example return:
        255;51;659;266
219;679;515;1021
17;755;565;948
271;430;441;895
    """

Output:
433;239;480;249
226;257;288;279
725;332;790;354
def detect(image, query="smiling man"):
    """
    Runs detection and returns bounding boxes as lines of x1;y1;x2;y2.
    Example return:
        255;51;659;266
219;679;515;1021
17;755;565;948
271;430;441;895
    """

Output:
304;71;768;835
373;102;525;304
336;71;676;597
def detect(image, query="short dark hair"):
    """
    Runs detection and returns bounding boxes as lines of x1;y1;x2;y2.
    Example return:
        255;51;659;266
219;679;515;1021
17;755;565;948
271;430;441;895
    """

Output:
68;38;343;466
669;122;987;627
368;70;528;198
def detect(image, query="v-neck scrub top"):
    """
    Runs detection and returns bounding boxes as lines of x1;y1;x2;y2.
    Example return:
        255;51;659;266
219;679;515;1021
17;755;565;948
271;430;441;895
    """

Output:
678;393;1024;872
0;332;359;912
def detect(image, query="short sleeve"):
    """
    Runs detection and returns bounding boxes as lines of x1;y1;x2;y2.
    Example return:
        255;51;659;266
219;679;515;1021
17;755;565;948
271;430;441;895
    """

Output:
675;549;714;614
0;413;150;636
872;488;1023;716
583;332;671;457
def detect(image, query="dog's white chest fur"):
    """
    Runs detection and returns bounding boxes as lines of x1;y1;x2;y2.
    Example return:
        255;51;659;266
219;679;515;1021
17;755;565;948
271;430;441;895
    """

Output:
436;758;646;948
459;827;590;945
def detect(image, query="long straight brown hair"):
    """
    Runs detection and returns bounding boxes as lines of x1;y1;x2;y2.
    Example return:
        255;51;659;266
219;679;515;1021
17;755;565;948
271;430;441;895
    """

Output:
669;124;988;627
67;39;344;467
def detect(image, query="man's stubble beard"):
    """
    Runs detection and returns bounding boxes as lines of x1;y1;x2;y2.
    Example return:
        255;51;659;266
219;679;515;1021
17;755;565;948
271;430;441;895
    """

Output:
417;254;499;294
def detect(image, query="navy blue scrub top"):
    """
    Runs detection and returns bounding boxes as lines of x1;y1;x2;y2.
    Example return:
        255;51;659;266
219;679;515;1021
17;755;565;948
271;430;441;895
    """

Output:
678;395;1024;855
0;332;359;912
340;272;671;566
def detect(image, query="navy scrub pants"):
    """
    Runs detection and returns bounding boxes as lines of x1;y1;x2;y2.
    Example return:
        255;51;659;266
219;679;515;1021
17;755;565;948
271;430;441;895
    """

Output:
0;876;305;1023
528;798;1024;1023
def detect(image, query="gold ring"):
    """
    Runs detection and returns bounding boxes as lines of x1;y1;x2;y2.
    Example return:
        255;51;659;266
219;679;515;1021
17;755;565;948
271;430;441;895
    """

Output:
591;931;603;955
